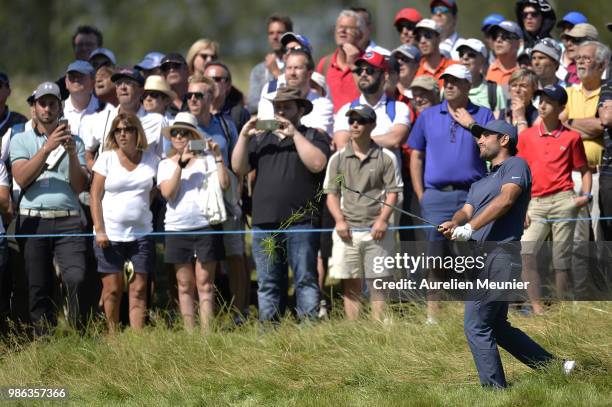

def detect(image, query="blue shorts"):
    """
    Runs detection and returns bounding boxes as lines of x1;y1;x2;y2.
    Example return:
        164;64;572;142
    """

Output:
94;237;156;274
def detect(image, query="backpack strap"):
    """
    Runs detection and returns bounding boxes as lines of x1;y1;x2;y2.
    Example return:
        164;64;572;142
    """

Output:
322;54;333;79
486;80;497;112
385;99;396;122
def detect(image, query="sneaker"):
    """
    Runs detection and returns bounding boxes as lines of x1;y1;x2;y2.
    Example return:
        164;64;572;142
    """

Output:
563;360;576;375
318;299;328;319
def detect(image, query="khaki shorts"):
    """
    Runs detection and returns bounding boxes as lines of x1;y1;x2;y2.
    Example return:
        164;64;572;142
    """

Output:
520;190;578;270
329;229;395;280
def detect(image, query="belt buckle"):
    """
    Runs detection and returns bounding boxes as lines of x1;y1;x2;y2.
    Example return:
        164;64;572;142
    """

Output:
440;185;453;192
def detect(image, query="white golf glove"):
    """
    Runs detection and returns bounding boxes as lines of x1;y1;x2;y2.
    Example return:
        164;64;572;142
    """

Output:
452;223;473;241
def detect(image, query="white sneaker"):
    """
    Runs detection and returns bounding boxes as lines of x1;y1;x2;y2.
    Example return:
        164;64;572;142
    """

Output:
563;360;576;375
318;299;328;319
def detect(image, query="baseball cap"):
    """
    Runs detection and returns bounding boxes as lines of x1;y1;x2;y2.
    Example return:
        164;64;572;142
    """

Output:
135;52;166;71
355;51;388;71
160;53;187;67
531;38;562;63
393;8;422;25
415;18;442;34
66;60;95;75
410;76;439;92
33;82;61;101
563;23;599;40
89;48;117;65
111;68;145;86
535;83;568;105
280;32;313;54
392;44;421;62
556;12;588;28
488;21;523;39
0;72;9;86
429;0;457;14
440;64;472;83
471;120;518;145
481;13;505;32
346;104;377;123
455;38;487;58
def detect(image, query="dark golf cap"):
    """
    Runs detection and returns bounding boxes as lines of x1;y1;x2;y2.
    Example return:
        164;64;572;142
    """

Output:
0;72;8;85
534;83;568;105
346;104;377;123
111;68;145;86
471;120;518;145
160;53;187;66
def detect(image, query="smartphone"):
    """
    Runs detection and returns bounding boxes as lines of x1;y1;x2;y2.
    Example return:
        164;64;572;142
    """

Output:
188;139;208;152
58;118;69;127
255;119;282;131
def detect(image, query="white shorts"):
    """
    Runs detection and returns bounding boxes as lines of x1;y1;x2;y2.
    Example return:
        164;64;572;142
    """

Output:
329;229;395;280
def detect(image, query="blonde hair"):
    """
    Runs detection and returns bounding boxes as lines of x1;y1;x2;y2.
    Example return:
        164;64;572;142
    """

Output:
104;112;148;151
186;39;220;74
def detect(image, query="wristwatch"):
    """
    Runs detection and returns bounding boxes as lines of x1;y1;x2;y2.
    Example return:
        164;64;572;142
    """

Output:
580;192;593;202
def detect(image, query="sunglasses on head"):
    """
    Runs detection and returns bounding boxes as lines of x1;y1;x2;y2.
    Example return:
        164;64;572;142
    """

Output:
114;126;136;135
143;91;163;99
522;10;541;19
170;128;192;138
186;91;206;100
161;62;184;71
352;66;379;76
395;21;415;33
348;116;372;125
432;5;450;14
416;30;437;40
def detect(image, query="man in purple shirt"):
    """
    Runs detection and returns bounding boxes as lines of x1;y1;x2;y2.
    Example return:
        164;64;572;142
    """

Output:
408;64;494;321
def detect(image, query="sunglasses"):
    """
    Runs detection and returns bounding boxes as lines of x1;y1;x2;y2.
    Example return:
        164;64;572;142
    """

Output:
432;5;450;14
352;66;379;76
395;55;414;64
143;91;164;99
198;53;217;61
114;126;137;135
170;129;192;138
522;10;541;19
416;30;437;41
459;50;477;59
348;117;372;125
284;45;307;54
396;22;415;33
208;76;229;83
566;36;587;45
494;32;519;42
161;62;184;71
186;92;206;100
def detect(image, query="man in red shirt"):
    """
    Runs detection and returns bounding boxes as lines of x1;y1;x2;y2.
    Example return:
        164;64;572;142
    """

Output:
517;84;592;315
316;9;365;113
414;18;457;90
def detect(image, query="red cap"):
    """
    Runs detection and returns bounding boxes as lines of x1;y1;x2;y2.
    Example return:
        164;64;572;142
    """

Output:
393;8;422;25
356;51;388;71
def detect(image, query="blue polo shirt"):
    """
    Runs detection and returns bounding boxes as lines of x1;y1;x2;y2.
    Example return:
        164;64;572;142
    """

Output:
408;101;493;189
466;156;532;243
198;114;238;166
9;128;86;210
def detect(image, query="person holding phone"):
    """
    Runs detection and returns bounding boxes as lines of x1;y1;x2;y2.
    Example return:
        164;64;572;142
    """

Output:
90;112;159;331
157;112;228;333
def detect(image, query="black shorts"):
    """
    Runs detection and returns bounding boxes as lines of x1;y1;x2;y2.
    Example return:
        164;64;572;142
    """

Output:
94;237;156;274
164;225;225;265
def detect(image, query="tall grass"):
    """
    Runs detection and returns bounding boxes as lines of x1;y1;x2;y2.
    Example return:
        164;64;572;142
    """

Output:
0;301;610;406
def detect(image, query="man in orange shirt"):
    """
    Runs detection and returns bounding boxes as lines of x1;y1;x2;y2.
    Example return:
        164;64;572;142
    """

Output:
486;21;521;90
414;18;457;90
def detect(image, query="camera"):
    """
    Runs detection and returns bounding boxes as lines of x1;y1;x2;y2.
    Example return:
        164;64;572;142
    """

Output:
188;139;208;153
255;119;283;131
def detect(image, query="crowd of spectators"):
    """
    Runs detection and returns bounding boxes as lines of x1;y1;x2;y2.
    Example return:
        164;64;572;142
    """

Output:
0;0;611;336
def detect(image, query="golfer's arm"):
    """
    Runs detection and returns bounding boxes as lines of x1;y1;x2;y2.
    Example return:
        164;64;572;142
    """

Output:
451;204;474;226
468;183;522;231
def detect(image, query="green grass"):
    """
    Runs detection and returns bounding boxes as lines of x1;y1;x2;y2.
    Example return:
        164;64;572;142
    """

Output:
0;301;610;406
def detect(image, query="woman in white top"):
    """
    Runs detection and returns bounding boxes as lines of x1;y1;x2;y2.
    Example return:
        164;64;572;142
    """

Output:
90;112;159;331
158;112;228;333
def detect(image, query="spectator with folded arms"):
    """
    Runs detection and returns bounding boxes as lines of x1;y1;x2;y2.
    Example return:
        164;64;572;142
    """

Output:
90;112;159;331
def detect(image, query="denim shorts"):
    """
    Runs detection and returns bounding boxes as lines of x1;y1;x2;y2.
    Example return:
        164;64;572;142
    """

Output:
94;237;156;274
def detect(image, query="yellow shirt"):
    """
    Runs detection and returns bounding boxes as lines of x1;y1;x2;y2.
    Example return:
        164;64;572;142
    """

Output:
564;84;603;166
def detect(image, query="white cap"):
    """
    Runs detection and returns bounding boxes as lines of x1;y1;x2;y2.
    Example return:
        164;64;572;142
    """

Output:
455;38;487;59
440;64;472;83
415;18;441;34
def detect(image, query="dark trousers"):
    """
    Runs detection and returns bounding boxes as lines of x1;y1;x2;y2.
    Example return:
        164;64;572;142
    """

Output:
0;238;8;335
464;252;554;388
17;215;88;335
600;175;612;241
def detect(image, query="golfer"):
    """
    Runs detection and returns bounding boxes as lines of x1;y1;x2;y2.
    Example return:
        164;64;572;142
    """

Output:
438;120;575;388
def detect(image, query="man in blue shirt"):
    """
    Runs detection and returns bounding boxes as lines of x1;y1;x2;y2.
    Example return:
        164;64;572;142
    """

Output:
10;82;90;336
439;120;575;388
408;64;494;321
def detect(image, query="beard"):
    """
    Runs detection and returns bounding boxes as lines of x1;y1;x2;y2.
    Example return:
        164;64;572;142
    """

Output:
359;75;383;95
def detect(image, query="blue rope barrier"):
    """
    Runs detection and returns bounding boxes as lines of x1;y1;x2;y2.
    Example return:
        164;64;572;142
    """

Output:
2;217;612;239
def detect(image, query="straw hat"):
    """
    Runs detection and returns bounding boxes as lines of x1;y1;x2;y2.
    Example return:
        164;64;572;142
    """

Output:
162;112;203;140
144;75;176;100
